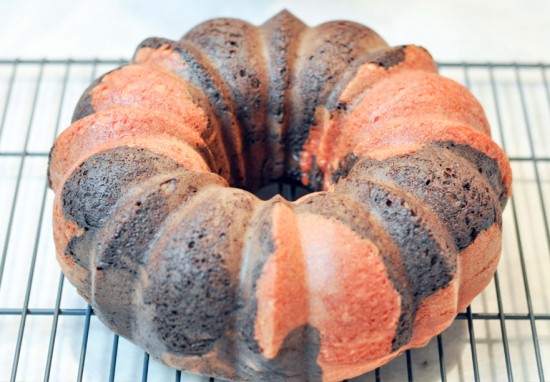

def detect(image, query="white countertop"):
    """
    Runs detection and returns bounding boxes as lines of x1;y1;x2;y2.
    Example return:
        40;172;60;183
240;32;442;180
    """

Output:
1;0;549;62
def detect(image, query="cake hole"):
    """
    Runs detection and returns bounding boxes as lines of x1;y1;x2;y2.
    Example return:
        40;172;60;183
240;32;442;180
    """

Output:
254;181;312;202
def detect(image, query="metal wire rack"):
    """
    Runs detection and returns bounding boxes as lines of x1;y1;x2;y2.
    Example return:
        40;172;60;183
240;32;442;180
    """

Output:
0;59;549;382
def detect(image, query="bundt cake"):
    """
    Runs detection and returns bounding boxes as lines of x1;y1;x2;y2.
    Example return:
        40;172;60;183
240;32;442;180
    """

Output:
48;10;512;382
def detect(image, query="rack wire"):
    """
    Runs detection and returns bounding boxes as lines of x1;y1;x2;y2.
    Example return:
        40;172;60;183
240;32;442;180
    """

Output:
0;59;549;382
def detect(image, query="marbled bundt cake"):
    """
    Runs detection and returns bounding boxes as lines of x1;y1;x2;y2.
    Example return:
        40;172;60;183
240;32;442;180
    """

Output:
48;10;511;382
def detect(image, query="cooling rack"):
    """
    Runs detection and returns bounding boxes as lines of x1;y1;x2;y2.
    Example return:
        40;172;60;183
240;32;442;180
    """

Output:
0;59;549;382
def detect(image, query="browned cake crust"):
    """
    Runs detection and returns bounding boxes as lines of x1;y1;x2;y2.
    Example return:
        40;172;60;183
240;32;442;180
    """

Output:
48;10;512;382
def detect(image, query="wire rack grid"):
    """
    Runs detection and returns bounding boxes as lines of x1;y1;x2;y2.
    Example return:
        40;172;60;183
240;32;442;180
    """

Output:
0;58;549;382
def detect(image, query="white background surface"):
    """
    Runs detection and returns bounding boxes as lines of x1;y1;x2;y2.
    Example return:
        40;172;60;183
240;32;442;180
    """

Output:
0;0;549;62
